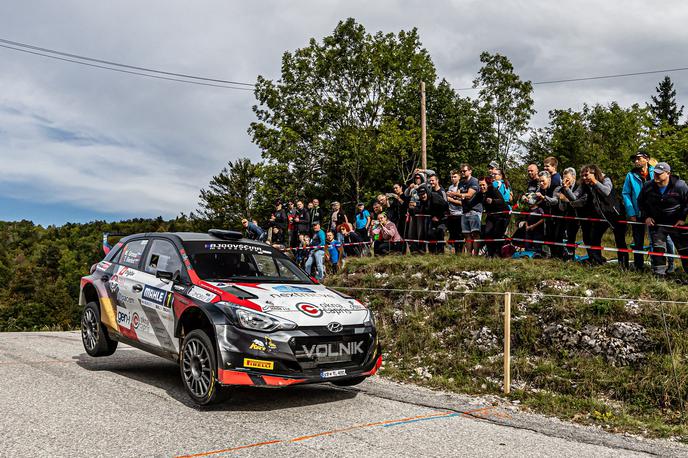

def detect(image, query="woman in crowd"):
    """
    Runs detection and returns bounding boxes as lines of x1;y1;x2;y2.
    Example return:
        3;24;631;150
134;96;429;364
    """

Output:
374;213;403;255
562;164;628;267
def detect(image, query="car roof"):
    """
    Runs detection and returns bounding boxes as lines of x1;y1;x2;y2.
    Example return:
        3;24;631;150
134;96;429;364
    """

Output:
119;232;268;247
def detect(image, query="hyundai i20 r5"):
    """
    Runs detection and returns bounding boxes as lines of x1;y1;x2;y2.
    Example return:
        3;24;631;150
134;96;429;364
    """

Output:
79;230;381;405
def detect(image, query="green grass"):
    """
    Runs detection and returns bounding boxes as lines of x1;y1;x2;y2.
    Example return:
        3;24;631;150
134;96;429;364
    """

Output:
325;254;688;440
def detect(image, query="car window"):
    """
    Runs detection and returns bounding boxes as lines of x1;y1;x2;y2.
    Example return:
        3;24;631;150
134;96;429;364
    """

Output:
117;239;148;269
144;240;183;276
254;254;279;277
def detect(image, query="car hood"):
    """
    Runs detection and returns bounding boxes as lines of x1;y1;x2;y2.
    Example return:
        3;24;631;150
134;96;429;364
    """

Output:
207;282;369;326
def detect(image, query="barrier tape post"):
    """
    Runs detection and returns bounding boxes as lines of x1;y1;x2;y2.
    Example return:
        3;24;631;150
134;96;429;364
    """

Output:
503;292;511;395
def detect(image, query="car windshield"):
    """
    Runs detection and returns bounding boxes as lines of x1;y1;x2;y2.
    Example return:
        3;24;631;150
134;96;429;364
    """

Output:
183;241;312;283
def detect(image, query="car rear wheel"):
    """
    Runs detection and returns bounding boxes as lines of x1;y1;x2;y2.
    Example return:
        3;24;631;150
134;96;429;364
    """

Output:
332;376;367;387
180;329;230;406
81;302;118;357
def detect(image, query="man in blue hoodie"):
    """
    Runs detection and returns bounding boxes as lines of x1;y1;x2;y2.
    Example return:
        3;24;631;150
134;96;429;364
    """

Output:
622;152;654;270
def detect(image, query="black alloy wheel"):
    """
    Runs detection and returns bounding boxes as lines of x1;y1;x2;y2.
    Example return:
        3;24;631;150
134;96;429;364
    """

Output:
180;329;229;405
81;301;118;357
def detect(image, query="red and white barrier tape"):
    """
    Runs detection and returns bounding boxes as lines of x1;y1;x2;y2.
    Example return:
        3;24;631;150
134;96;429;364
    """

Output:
497;210;688;231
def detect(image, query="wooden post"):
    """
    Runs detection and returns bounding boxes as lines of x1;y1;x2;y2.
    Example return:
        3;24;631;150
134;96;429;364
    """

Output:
503;292;511;395
420;81;427;170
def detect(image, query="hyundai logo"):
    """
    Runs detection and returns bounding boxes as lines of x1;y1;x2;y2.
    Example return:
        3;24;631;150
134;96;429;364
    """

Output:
327;322;343;333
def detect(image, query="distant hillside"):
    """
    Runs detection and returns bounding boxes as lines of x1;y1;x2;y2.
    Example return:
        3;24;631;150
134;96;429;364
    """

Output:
0;217;196;331
325;255;688;440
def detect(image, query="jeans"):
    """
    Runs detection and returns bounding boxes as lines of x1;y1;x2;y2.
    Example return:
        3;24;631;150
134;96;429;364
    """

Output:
649;227;688;275
305;249;325;280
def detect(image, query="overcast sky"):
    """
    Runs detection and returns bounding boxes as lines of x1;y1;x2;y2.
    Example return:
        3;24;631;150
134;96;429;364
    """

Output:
1;0;687;226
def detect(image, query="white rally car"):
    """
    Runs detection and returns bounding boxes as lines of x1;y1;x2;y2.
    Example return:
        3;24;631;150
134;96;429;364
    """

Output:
79;230;381;405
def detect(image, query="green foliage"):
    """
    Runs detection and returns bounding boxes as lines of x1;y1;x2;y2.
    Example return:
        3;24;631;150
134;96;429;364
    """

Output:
250;18;438;205
473;52;535;166
0;216;197;331
649;76;684;129
194;158;260;227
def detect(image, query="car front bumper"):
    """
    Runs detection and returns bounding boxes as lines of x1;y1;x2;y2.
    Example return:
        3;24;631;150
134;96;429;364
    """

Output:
215;324;382;387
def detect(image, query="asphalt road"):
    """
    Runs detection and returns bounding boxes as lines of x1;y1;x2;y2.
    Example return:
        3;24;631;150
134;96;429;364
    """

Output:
0;332;685;457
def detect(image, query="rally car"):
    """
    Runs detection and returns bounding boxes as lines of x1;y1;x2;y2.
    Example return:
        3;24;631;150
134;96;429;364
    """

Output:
80;230;381;405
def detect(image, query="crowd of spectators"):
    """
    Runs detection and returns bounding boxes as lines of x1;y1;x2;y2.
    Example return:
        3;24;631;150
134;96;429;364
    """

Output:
241;154;688;281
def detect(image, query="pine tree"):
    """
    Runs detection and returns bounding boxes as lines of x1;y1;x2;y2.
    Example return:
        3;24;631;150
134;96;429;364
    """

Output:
649;76;684;127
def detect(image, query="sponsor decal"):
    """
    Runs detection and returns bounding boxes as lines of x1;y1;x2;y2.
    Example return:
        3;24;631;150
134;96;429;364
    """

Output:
204;243;271;255
321;369;346;379
131;312;151;333
108;276;120;293
296;302;322;318
97;261;112;271
187;286;217;303
249;337;277;353
116;306;132;328
302;341;365;359
118;266;136;278
262;304;292;313
269;292;339;299
140;285;173;312
116;291;135;305
272;285;314;293
243;358;274;370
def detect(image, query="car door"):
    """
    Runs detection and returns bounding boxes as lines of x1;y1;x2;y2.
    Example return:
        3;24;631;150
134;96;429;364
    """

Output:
109;238;149;341
135;239;186;354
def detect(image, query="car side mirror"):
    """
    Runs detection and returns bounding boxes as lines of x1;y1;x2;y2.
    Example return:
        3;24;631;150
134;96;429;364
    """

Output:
156;269;180;283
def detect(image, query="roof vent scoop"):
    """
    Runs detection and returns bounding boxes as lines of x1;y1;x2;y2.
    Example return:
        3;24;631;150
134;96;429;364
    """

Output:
208;229;243;240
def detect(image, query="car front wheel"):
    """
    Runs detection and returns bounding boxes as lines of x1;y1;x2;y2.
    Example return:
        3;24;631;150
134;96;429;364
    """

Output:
81;301;118;357
180;329;229;405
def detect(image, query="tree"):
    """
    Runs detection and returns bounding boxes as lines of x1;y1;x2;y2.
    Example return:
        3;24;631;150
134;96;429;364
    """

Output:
473;52;535;166
194;159;259;228
249;18;437;204
648;76;684;129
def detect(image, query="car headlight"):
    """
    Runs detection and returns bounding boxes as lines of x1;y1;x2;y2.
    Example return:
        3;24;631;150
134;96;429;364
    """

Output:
363;309;375;327
219;302;297;332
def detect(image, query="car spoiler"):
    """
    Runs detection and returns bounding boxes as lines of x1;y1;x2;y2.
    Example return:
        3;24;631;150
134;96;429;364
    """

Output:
102;232;127;255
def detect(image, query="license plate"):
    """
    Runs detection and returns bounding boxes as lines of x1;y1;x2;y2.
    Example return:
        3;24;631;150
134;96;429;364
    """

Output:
321;369;346;379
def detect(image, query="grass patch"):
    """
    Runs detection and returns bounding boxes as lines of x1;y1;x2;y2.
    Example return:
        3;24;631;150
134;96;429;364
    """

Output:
326;254;688;440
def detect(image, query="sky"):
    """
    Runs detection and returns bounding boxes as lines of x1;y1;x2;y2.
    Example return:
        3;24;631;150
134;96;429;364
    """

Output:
1;0;687;226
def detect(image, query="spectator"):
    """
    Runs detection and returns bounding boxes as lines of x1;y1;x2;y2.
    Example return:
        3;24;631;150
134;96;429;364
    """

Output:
388;184;408;233
564;165;628;267
372;202;384;221
521;195;545;254
491;169;512;208
479;177;510;257
638;162;688;277
287;201;298;248
268;200;287;244
375;213;403;255
339;223;365;257
558;167;580;259
325;230;343;274
535;171;565;259
446;169;464;254
354;202;371;241
622;151;654;270
329;201;349;235
304;222;326;280
426;174;449;254
409;185;431;253
242;218;266;242
456;164;482;255
543;156;562;188
309;199;323;227
526;164;540;194
294;200;310;239
488;160;500;175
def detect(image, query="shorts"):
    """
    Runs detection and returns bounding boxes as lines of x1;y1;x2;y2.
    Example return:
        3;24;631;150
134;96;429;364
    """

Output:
461;211;482;233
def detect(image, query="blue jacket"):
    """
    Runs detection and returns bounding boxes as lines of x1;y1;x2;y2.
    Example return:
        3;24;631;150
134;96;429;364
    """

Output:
622;165;654;218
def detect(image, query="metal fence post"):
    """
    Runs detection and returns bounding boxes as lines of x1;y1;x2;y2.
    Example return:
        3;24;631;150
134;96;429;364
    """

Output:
504;292;511;395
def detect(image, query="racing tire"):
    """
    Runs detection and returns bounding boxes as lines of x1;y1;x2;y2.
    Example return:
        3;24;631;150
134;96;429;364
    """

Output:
81;301;118;357
331;376;367;387
180;329;230;406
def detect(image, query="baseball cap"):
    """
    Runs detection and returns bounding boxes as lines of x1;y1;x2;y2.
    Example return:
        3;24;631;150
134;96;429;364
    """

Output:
654;162;671;174
417;186;428;195
630;151;649;160
488;161;499;169
356;202;364;207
